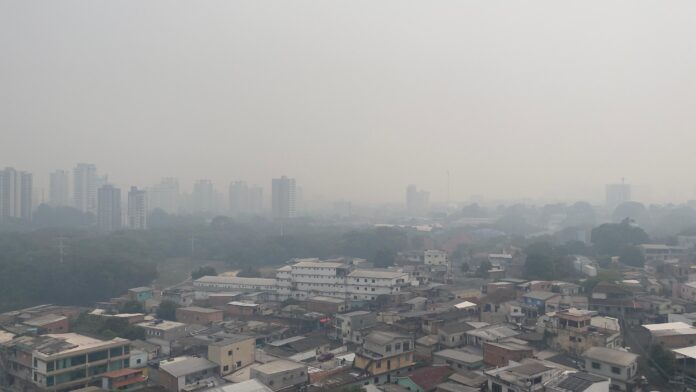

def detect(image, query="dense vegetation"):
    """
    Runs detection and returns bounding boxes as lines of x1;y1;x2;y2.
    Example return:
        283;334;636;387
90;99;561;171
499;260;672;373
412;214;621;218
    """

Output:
0;214;413;312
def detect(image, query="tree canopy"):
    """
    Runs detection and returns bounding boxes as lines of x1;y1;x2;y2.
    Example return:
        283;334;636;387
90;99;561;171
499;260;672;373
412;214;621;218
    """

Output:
591;219;649;256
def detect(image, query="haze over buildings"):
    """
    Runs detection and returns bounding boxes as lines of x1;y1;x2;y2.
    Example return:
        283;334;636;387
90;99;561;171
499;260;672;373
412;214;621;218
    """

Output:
4;2;696;203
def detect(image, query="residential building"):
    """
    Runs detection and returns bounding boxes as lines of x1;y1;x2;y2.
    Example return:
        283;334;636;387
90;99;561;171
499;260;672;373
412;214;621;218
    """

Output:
347;269;411;302
538;309;622;356
438;321;477;348
207;380;273;392
225;302;259;317
305;296;348;314
333;311;376;345
465;324;519;347
205;334;255;375
97;185;121;232
127;187;147;229
49;170;70;206
157;356;218;392
424;250;448;266
127;287;153;303
22;314;70;334
148;177;179;214
485;359;565;392
483;341;533;367
0;167;32;222
100;368;147;391
406;185;429;216
582;347;639;392
276;259;350;300
136;320;189;356
639;244;687;264
396;366;452;392
271;176;296;219
433;349;483;371
354;331;415;383
192;179;215;214
546;372;610;392
643;322;696;348
74;163;98;214
250;359;308;391
175;307;223;325
193;276;277;293
522;291;560;313
0;333;130;392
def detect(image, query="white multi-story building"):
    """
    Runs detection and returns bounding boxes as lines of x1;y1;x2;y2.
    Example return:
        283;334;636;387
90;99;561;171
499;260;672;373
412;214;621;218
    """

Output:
128;186;148;229
347;269;411;301
275;259;413;302
424;250;448;266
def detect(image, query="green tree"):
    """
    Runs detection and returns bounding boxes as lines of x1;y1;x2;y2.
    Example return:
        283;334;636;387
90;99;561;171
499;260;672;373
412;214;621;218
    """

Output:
524;242;574;280
591;219;649;256
156;300;179;321
648;344;676;381
618;245;645;267
191;266;217;280
476;260;492;278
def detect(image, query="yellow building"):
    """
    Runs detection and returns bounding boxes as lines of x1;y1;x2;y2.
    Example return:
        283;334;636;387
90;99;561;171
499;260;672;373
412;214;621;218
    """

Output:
207;334;256;375
354;331;415;382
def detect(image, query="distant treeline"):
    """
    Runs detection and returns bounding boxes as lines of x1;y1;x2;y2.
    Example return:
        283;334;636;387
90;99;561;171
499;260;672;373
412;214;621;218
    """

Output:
0;213;415;312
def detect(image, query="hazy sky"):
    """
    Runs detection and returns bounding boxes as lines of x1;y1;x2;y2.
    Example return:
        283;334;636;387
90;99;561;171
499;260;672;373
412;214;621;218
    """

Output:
3;1;696;204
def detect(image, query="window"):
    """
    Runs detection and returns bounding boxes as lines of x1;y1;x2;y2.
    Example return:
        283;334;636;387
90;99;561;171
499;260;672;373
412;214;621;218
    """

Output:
236;361;242;367
403;342;410;350
228;350;233;356
611;367;621;375
491;383;502;392
592;362;601;370
386;344;392;352
224;365;229;372
395;343;401;350
376;361;381;368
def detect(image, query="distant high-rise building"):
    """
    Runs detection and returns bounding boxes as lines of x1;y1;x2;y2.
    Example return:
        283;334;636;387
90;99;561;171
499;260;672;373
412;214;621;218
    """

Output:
49;170;70;206
249;186;263;214
606;182;631;211
0;167;32;222
229;181;249;215
271;176;296;219
97;184;121;232
127;186;148;230
192;179;215;214
74;163;98;214
406;185;429;216
149;177;179;214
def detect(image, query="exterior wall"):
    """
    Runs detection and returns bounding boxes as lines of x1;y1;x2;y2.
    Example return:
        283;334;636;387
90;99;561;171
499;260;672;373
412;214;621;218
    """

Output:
483;343;533;367
354;351;415;376
424;250;448;266
175;308;223;325
548;329;621;355
584;357;637;391
208;338;255;375
226;304;258;317
305;300;346;314
251;366;308;391
30;318;70;334
433;354;482;371
30;341;132;391
156;370;180;392
438;330;467;348
652;333;696;348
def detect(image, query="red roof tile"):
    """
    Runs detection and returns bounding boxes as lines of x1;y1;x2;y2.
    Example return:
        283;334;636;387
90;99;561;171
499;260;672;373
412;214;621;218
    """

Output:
408;366;452;391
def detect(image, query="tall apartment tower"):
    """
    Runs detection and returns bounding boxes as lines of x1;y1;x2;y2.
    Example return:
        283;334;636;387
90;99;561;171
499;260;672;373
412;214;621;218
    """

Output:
0;167;32;222
74;163;98;214
49;170;70;206
128;186;148;229
271;176;296;219
228;181;249;215
606;182;631;211
149;177;179;214
192;179;215;214
97;184;121;232
406;184;429;216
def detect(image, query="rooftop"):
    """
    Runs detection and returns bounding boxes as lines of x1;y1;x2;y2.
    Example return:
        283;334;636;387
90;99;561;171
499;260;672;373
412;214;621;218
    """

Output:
348;269;409;279
551;372;608;392
366;330;410;345
159;356;218;377
194;276;276;286
523;291;559;301
643;322;696;336
253;359;306;374
202;379;273;392
129;287;152;293
137;320;187;330
434;349;483;364
227;301;259;307
406;366;452;391
22;313;67;327
308;296;345;304
292;260;346;269
179;306;222;314
582;347;638;366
